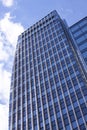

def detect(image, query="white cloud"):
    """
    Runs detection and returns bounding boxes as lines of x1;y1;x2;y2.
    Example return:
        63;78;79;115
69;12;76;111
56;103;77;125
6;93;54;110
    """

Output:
0;64;10;130
0;12;24;130
0;13;24;47
0;64;11;100
0;104;8;130
0;0;14;7
0;40;9;61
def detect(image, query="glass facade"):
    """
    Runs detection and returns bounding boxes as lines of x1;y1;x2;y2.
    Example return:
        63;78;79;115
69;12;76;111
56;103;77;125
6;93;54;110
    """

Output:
9;11;87;130
70;17;87;65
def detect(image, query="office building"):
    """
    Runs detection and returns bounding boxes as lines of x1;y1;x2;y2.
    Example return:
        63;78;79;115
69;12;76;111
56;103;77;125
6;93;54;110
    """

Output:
9;10;87;130
70;17;87;65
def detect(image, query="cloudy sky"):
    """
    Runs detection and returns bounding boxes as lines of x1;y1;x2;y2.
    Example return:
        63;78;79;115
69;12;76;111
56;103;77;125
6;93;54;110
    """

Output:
0;0;87;129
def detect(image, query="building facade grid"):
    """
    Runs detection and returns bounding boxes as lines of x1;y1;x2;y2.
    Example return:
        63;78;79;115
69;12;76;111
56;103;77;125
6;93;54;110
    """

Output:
9;10;87;130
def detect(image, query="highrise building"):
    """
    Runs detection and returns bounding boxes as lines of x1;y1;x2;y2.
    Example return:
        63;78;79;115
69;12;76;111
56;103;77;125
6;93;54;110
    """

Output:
70;17;87;65
9;10;87;130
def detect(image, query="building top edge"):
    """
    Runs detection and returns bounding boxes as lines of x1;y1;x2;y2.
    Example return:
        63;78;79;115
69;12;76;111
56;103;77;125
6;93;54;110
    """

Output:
69;16;87;29
18;10;60;38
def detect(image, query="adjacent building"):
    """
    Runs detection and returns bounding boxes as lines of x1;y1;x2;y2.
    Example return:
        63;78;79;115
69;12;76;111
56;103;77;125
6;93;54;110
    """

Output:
70;17;87;65
9;10;87;130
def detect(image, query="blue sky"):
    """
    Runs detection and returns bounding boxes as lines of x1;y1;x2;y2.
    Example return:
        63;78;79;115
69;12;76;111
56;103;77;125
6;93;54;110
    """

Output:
0;0;87;28
0;0;87;129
